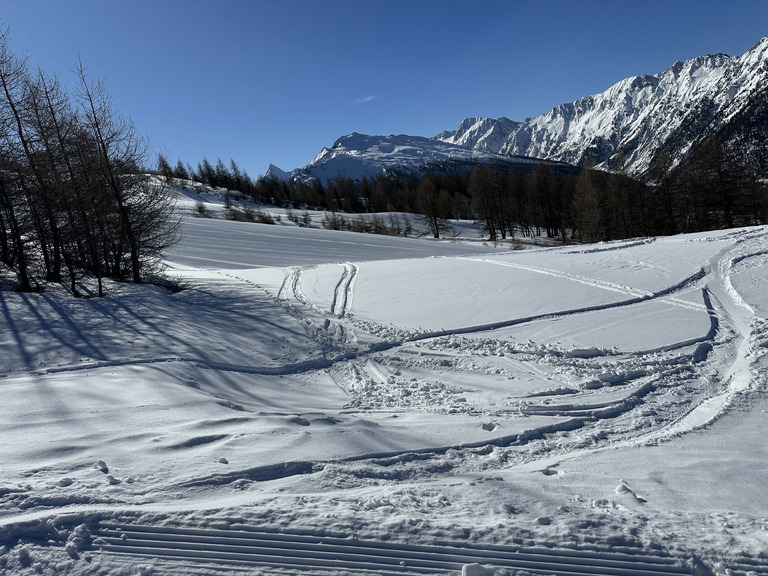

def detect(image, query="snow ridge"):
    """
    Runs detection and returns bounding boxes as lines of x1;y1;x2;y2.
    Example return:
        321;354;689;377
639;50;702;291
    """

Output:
290;132;569;183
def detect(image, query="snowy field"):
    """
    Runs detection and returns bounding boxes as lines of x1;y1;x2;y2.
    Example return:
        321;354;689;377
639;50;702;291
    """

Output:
1;186;768;575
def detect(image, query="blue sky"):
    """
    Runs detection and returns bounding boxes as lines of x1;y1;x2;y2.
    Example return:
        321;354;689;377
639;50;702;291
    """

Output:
2;0;767;178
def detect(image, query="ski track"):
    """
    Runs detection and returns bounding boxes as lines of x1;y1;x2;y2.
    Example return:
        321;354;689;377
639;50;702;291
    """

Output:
90;522;695;576
329;263;358;318
641;238;763;440
461;257;708;313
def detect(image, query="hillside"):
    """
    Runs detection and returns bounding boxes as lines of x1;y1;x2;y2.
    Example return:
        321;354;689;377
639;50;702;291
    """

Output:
289;132;574;183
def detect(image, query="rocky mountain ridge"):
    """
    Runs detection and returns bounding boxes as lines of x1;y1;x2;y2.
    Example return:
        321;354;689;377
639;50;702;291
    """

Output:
436;37;768;178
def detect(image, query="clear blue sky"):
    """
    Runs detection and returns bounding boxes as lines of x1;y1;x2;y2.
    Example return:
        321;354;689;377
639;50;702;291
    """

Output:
2;0;767;178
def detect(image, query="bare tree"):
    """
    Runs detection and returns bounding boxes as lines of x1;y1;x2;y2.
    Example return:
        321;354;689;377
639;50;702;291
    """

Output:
0;27;180;294
75;60;179;284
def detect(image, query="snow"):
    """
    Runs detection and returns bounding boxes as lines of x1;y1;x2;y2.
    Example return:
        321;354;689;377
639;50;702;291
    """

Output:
290;132;553;183
1;185;768;575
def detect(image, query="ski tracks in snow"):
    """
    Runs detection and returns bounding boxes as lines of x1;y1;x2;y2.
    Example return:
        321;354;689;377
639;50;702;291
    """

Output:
277;262;357;319
643;238;768;440
462;257;708;313
92;521;694;576
330;263;358;318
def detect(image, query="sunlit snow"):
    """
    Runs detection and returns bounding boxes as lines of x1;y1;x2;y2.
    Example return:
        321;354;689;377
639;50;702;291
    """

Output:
1;185;767;575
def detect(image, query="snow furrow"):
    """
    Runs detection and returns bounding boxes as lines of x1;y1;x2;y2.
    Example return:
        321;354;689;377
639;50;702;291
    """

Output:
338;263;358;318
329;265;347;316
95;523;692;576
466;257;655;300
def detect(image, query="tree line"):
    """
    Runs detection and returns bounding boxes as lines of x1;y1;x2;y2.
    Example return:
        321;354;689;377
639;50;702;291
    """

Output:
168;131;768;248
169;142;768;244
271;141;767;242
0;28;178;296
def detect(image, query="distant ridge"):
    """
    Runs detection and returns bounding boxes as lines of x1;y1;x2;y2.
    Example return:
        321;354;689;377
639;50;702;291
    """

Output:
288;133;574;183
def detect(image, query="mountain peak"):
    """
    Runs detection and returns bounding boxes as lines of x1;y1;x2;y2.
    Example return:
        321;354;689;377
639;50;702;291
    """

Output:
265;163;291;181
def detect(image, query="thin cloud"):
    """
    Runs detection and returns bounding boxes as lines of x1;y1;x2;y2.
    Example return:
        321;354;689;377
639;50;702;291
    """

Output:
347;94;376;106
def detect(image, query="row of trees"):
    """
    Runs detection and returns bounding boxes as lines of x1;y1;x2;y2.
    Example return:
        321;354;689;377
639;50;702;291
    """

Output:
173;147;767;244
238;143;766;243
650;136;768;235
248;162;651;242
1;28;179;295
158;153;257;197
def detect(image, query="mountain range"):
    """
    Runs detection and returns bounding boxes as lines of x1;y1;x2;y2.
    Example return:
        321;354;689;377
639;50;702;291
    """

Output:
270;36;768;184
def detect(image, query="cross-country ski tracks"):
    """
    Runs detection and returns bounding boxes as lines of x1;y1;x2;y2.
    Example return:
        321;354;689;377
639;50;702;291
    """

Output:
275;259;710;362
94;522;694;576
365;267;710;349
330;263;358;318
641;242;766;439
463;257;709;313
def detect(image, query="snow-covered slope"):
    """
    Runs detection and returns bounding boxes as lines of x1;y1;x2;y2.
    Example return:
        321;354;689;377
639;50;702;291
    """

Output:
2;184;768;574
438;37;768;177
2;198;768;573
289;132;572;183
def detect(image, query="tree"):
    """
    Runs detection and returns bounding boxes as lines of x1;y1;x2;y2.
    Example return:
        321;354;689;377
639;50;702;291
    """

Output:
0;27;37;290
157;152;174;181
468;165;501;240
417;175;451;238
173;159;189;180
571;164;605;242
75;60;179;285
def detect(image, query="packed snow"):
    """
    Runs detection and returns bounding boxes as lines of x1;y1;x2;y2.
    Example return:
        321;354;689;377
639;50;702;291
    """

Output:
1;185;767;575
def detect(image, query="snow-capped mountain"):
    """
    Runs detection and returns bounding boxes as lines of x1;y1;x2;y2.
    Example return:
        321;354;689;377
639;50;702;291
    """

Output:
280;36;768;183
265;163;292;180
289;132;571;183
436;36;768;178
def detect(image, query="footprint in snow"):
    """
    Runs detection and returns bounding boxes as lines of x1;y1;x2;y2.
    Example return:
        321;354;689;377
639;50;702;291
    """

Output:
287;415;311;426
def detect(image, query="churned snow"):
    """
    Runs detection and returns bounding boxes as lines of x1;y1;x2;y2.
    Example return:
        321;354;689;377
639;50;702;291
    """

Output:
1;185;767;575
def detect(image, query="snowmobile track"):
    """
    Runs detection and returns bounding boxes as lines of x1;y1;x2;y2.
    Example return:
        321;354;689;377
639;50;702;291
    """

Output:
95;523;695;575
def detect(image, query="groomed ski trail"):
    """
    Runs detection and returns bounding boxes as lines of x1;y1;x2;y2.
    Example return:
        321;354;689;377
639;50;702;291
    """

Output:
94;522;694;576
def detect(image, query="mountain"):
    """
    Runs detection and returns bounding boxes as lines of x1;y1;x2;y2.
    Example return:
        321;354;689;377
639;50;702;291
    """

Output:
285;37;768;183
436;36;768;179
289;132;573;183
265;163;292;180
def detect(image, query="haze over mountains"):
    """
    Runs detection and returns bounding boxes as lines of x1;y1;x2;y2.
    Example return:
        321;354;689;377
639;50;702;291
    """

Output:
272;37;768;183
